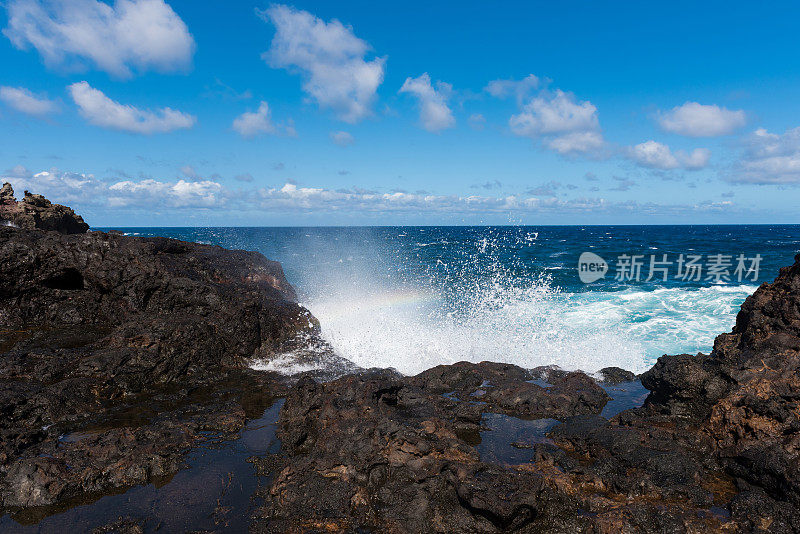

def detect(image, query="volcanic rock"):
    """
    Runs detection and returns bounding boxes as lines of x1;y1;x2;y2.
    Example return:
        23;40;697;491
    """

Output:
0;183;89;234
0;225;315;513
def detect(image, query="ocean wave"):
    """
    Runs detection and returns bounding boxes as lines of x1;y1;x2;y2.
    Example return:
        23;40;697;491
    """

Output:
303;281;754;376
243;227;763;377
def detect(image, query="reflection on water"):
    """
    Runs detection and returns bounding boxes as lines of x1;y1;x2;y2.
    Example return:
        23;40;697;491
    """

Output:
0;400;284;533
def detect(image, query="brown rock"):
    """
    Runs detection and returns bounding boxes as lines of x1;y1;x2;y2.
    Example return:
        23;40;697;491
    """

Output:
0;183;89;233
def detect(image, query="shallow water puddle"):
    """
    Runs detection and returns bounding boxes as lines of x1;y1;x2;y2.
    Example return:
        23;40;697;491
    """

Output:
476;380;649;465
476;414;561;465
599;380;649;418
0;400;284;533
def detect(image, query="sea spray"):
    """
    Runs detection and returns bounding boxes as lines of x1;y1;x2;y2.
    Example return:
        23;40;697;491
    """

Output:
301;228;756;375
107;225;777;377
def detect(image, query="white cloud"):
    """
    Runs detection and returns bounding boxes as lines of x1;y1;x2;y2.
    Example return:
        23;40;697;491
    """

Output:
3;0;195;78
1;167;223;209
485;74;540;102
231;101;294;139
627;140;710;170
330;130;354;146
1;166;749;219
233;101;276;138
678;148;711;170
732;127;800;184
658;102;746;137
68;81;195;134
546;132;604;155
509;89;603;155
399;73;455;133
1;167;109;205
108;178;222;207
0;86;57;115
259;4;385;123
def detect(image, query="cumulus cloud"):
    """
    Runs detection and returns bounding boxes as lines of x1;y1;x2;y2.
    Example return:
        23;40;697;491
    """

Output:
3;0;195;78
732;127;800;184
678;147;712;170
330;130;354;146
1;167;223;209
399;73;455;132
259;4;385;123
107;178;223;208
509;89;604;155
68;81;195;134
232;101;294;138
485;74;540;102
658;102;746;137
627;140;710;170
254;182;597;213
1;166;748;219
233;101;275;138
0;86;57;115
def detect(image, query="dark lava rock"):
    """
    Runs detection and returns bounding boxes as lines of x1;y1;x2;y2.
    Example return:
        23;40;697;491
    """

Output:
0;224;314;514
597;366;637;384
249;253;800;532
0;184;89;234
250;362;729;532
5;193;800;533
635;253;800;530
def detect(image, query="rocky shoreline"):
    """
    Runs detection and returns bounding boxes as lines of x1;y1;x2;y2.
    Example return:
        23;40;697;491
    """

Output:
1;186;799;532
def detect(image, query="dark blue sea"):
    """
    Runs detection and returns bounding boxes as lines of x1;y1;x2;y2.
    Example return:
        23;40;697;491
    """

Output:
101;225;800;375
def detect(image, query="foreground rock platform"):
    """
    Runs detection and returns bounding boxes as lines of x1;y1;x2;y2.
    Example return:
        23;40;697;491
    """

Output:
0;224;316;513
1;195;800;532
251;255;800;532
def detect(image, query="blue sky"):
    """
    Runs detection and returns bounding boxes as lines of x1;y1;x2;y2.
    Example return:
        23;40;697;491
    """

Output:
2;0;800;226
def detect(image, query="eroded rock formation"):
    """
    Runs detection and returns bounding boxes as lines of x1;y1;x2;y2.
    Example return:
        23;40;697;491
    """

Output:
2;193;800;533
0;183;89;234
0;226;315;511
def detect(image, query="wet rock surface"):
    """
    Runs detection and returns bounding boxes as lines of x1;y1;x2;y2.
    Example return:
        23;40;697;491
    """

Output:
0;224;314;520
0;184;89;234
2;198;800;532
255;363;728;533
252;255;800;532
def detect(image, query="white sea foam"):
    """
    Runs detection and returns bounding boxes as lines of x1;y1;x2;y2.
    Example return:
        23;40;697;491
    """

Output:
254;229;758;377
251;353;322;375
304;282;754;376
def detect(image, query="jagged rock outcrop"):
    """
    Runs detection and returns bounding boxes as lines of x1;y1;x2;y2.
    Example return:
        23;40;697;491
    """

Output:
0;183;89;234
637;253;800;531
0;226;316;511
250;256;800;533
4;191;800;533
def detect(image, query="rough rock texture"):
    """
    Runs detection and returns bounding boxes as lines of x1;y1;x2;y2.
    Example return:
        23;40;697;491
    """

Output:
637;253;800;531
4;194;800;532
254;365;609;533
252;362;735;533
598;366;637;383
0;226;313;513
249;256;800;533
0;184;89;234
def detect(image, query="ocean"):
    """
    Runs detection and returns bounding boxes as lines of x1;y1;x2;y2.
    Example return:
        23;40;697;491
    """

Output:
103;225;800;376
